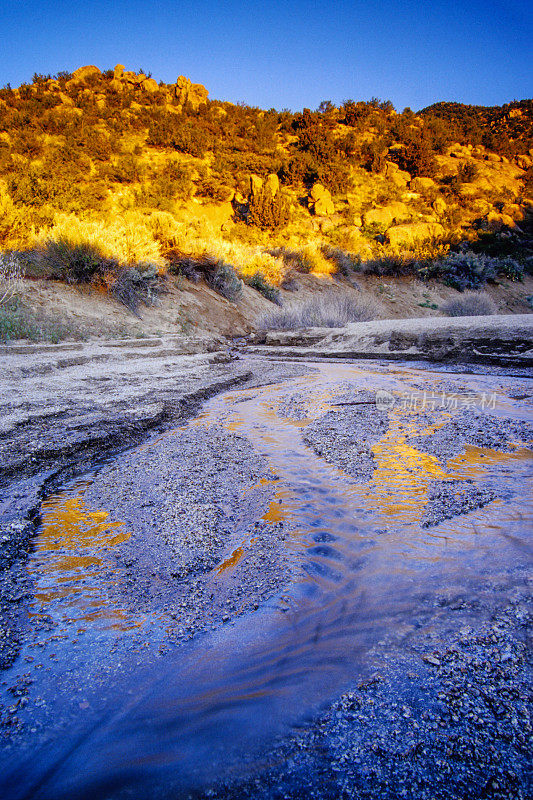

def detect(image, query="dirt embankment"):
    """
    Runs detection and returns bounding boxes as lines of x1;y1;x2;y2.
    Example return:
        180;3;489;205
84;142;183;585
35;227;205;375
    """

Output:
10;270;533;343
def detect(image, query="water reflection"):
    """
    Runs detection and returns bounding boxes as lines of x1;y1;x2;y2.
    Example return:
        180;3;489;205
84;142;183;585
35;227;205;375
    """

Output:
7;361;532;800
29;487;133;628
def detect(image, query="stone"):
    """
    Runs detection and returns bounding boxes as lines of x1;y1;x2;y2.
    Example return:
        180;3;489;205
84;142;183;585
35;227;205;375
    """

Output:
58;92;74;106
249;175;263;198
310;183;328;202
363;201;409;228
122;71;138;84
308;183;334;216
386;222;445;248
174;76;208;110
110;79;124;93
501;203;524;221
71;65;101;84
432;197;447;216
113;64;125;80
487;211;516;230
313;196;335;216
384;161;410;187
142;78;159;94
516;154;533;170
264;173;279;196
410;177;436;193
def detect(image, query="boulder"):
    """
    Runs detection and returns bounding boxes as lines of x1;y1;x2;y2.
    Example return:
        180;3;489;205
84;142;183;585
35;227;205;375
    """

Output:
363;201;409;228
487;211;516;231
113;64;125;80
58;92;74;106
142;78;159;93
309;184;334;216
410;176;436;193
174;76;208;109
386;222;445;248
249;175;263;198
502;203;524;221
122;71;138;85
314;196;335;216
188;82;209;109
310;183;328;202
383;161;411;187
71;65;101;84
264;173;280;196
110;79;124;92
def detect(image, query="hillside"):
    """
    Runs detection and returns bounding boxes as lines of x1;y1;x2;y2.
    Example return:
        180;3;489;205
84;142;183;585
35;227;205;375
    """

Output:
0;64;532;341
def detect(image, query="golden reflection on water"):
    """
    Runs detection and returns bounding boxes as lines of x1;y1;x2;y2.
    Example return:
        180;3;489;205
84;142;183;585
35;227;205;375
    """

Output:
217;544;246;574
29;491;136;629
370;417;451;520
368;412;532;525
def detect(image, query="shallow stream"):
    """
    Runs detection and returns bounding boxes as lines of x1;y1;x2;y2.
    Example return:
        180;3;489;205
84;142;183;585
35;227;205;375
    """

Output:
1;361;532;799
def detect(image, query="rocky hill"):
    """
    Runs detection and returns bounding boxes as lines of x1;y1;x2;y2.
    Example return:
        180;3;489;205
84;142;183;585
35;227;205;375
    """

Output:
0;65;532;341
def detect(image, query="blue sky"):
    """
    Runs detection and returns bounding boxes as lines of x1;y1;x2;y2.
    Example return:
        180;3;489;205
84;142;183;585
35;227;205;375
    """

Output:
1;0;531;111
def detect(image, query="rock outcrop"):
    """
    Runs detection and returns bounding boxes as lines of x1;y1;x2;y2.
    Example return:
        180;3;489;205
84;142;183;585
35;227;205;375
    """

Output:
174;76;209;109
386;222;445;248
308;183;334;216
363;201;410;228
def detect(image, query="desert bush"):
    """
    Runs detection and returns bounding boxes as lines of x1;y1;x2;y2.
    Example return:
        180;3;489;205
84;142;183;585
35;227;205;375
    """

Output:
359;250;523;289
427;251;523;290
0;298;72;343
208;262;243;300
321;245;361;275
167;251;242;300
24;238;115;282
248;186;290;230
0;251;23;304
36;212;165;267
268;247;313;274
441;291;497;317
360;254;418;277
109;264;166;314
260;294;381;330
244;272;281;304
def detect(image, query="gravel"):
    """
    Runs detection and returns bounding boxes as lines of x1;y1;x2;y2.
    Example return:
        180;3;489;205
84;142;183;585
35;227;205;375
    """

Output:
421;480;500;527
202;599;532;800
303;405;389;482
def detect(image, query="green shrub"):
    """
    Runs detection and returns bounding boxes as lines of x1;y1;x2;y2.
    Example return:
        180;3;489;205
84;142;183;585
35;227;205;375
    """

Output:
167;251;242;301
268;247;314;273
208;262;242;301
428;251;523;290
244;272;281;304
0;299;71;343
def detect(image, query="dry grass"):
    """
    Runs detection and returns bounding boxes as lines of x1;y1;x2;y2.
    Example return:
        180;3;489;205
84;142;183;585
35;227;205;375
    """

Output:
260;294;383;330
441;291;497;317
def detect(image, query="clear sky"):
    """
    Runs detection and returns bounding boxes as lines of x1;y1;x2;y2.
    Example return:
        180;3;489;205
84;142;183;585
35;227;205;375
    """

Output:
1;0;532;111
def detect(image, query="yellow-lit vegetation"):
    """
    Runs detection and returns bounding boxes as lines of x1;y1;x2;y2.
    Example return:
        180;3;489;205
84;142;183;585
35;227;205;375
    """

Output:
0;66;531;307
